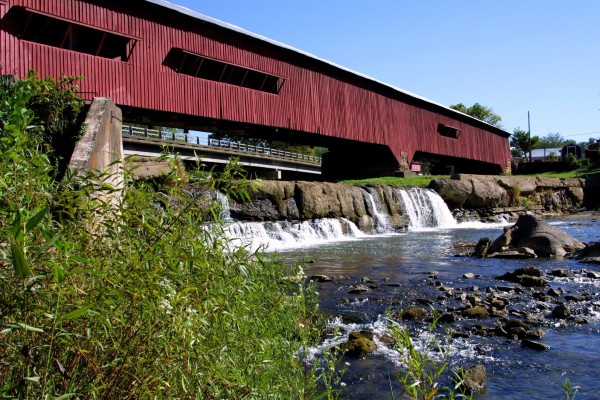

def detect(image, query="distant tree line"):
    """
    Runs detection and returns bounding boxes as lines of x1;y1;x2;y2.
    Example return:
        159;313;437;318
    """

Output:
510;130;597;158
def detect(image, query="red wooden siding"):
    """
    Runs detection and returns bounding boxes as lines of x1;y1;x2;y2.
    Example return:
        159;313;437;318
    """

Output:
0;0;510;170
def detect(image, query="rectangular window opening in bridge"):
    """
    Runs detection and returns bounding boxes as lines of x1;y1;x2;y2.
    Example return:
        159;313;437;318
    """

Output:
165;48;284;94
437;123;461;139
10;7;137;61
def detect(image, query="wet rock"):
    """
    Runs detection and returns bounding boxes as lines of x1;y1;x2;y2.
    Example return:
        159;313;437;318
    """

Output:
496;267;548;287
547;288;563;297
339;332;377;358
490;307;507;317
533;293;552;302
519;275;549;287
491;298;508;309
451;329;472;339
522;339;550;350
416;298;434;306
455;241;477;248
473;325;496;336
474;237;491;257
515;267;542;277
496;319;530;337
463;306;490;319
348;285;370;294
438;286;455;296
488;248;537;259
487;215;585;257
496;285;516;293
455;364;487;394
569;241;600;260
564;294;586;302
463;272;476;279
580;257;600;265
438;313;456;324
550;268;573;278
552;304;571;319
349;330;374;341
401;308;428;321
310;274;333;282
504;319;531;331
526;329;547;339
584;270;600;278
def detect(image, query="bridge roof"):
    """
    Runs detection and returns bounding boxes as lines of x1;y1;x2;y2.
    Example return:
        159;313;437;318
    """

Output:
145;0;509;137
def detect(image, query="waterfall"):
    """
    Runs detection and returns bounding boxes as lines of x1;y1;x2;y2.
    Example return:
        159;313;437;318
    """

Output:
396;187;456;229
363;187;391;233
216;185;457;250
215;191;231;221
224;218;364;251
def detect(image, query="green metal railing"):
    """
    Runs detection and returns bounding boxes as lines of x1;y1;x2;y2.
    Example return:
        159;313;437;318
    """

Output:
122;125;322;165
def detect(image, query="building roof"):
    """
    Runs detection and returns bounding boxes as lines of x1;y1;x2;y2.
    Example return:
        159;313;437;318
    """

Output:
145;0;509;136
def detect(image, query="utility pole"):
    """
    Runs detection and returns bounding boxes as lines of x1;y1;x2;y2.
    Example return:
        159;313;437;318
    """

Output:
528;111;532;163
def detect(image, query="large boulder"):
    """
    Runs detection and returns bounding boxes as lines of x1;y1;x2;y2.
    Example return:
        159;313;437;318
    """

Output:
429;177;472;209
230;181;297;221
487;215;584;257
430;174;507;209
468;176;507;208
431;174;588;212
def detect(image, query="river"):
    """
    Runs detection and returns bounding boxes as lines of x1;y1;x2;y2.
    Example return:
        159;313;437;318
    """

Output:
223;190;600;399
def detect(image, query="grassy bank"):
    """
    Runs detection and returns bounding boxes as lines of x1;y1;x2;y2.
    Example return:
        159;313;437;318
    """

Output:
339;166;600;187
339;175;450;187
0;75;328;398
517;166;600;179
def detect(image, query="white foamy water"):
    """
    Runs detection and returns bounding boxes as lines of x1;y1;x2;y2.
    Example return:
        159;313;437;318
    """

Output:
363;187;392;233
396;187;456;229
219;187;510;250
305;315;496;366
224;218;364;251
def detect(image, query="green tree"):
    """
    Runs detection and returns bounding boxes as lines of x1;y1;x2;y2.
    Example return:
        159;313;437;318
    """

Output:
545;151;559;161
450;102;503;128
510;128;539;158
536;132;567;149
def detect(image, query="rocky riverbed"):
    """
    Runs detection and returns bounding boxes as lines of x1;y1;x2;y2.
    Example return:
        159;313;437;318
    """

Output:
281;216;600;399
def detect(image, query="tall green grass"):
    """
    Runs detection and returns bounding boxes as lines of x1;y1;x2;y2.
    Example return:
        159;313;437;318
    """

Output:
0;73;327;398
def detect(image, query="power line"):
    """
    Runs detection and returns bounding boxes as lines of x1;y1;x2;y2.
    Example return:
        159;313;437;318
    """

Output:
561;130;600;138
533;117;600;128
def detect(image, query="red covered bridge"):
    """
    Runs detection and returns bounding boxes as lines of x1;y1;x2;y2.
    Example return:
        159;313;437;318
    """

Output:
0;0;510;179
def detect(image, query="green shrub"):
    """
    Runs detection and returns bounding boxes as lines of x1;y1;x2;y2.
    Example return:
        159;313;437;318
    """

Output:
0;70;84;178
0;73;325;399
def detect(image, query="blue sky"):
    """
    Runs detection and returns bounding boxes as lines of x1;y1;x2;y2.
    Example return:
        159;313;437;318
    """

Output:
171;0;600;144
